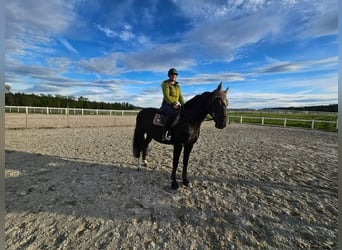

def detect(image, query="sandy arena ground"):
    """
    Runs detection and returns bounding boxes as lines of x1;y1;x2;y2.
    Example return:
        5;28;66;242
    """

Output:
5;116;338;249
5;113;137;129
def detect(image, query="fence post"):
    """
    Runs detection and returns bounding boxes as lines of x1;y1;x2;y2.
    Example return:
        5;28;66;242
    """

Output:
240;116;243;124
25;106;28;128
66;107;69;127
311;120;315;129
284;118;287;127
261;117;264;126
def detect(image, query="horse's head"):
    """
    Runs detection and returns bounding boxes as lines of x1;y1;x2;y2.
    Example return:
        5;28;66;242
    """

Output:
209;82;229;129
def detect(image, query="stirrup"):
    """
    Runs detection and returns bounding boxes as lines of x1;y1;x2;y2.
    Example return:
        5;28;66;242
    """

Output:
162;131;171;141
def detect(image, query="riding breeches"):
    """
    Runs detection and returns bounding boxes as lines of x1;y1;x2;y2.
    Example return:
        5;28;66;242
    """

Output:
161;101;177;128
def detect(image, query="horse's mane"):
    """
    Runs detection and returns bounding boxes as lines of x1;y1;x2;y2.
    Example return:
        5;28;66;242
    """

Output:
184;91;211;109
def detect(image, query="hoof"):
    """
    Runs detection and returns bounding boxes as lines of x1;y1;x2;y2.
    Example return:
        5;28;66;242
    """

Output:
143;160;148;167
171;181;179;190
183;179;191;187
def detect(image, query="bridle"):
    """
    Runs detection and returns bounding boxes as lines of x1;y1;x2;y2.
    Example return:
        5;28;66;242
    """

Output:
208;94;228;120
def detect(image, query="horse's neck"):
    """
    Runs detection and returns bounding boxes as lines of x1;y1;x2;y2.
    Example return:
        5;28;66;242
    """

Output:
189;106;209;122
183;95;211;124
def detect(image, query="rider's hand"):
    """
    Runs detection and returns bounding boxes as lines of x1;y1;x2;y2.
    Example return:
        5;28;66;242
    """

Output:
173;103;181;109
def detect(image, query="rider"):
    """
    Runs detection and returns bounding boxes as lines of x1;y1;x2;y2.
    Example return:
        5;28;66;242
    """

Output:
160;68;185;141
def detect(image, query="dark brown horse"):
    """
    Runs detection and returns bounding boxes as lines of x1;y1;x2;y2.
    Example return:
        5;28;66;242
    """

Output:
133;82;229;189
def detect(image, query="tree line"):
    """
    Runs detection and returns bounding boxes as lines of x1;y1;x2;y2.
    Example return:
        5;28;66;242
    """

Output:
5;92;141;110
270;104;338;112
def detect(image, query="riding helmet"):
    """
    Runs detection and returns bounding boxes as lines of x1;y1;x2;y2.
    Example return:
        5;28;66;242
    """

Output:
168;68;178;76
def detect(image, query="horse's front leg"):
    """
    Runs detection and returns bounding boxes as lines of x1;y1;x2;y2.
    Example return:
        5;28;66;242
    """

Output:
171;144;183;190
142;136;152;167
182;143;194;187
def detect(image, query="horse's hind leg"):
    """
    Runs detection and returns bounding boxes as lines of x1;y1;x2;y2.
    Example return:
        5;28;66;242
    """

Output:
133;125;145;170
142;135;152;167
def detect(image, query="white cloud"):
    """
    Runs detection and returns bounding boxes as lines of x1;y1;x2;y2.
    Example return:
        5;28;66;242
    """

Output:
301;2;338;38
177;0;337;62
228;73;337;108
257;63;306;73
59;38;78;54
119;29;135;41
5;0;78;59
230;92;337;109
182;4;283;61
121;44;194;72
78;53;123;75
97;23;136;41
96;24;117;38
4;0;338;109
6;0;75;35
175;0;298;21
255;56;337;74
5;1;77;56
283;74;338;92
182;73;245;85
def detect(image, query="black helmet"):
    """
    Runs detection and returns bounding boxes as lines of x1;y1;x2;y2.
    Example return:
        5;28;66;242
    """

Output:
168;68;178;76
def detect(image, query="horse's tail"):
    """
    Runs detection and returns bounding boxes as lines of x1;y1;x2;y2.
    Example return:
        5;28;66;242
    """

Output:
133;114;144;158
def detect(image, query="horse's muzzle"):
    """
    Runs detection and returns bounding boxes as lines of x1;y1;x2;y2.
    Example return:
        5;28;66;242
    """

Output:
214;115;227;129
215;120;226;129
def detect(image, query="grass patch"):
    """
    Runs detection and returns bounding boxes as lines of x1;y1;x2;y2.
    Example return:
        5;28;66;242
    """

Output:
228;111;337;132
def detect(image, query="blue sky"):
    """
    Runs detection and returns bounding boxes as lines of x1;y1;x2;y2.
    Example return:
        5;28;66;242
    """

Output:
5;0;338;109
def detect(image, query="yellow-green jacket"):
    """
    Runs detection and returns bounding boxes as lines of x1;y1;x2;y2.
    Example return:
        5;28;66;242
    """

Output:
161;80;185;105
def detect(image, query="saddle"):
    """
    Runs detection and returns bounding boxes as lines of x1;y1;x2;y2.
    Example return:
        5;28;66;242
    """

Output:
153;109;181;127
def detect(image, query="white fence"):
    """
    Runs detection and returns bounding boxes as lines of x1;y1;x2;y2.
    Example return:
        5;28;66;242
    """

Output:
229;115;338;130
5;106;139;116
5;106;338;131
5;106;139;129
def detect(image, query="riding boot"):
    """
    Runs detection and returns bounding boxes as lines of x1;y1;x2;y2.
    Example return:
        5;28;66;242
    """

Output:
161;117;173;141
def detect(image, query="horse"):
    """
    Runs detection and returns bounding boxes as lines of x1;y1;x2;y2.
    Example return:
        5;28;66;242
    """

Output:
133;82;229;190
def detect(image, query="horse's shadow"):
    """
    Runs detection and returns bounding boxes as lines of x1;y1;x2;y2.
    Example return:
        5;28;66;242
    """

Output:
6;150;337;223
5;150;176;221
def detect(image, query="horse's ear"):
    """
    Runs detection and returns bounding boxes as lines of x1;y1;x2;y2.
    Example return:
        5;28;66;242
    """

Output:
224;87;229;93
217;82;222;91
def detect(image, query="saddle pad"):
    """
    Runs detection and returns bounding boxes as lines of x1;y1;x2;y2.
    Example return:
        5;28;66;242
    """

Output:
153;113;165;126
153;112;180;127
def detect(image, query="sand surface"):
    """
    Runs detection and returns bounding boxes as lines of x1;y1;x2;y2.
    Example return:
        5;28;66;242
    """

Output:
5;113;137;129
5;120;338;249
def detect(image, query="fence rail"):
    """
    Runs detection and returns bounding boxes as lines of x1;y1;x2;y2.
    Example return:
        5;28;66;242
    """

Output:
5;106;139;129
5;106;139;116
229;115;338;131
5;106;338;131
